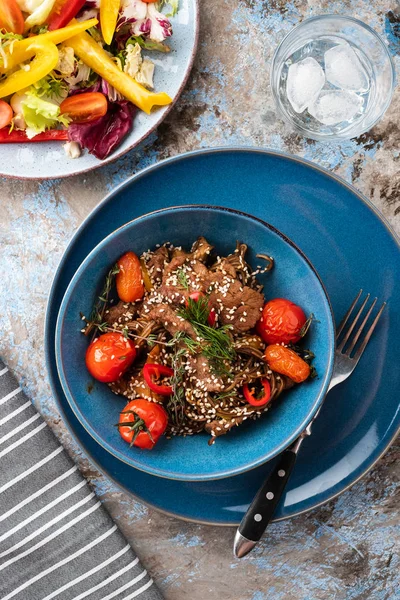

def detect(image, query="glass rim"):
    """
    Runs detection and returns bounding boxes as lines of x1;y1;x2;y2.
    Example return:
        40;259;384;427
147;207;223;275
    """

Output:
270;14;396;140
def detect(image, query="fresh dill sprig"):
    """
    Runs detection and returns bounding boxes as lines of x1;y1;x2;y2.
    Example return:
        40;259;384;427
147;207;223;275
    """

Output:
178;295;208;323
178;298;236;377
84;264;120;337
167;347;186;425
176;267;190;291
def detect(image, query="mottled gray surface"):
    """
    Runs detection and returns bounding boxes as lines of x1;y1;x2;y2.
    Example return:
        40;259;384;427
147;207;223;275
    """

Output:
1;0;400;598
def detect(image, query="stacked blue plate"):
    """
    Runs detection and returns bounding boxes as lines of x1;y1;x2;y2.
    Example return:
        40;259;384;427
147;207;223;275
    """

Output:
45;148;400;525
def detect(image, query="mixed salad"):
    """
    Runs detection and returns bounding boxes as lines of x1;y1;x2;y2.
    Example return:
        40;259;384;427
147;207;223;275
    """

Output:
0;0;178;159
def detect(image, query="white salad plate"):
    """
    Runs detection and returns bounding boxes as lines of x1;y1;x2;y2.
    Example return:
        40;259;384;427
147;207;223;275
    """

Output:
1;0;199;180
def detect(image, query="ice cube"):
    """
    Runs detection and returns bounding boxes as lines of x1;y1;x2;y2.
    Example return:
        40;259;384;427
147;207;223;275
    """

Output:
308;90;362;126
286;57;325;113
325;43;369;92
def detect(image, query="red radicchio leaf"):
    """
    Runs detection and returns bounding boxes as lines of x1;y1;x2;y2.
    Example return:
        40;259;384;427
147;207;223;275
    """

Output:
68;101;136;160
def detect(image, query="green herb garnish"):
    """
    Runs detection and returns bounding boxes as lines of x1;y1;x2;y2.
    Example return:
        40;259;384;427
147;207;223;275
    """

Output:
85;264;120;337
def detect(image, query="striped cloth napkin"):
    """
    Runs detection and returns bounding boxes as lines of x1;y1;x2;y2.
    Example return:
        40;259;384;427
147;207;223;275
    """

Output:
0;360;162;600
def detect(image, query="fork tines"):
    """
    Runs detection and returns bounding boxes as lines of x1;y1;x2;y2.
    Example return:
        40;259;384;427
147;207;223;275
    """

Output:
336;290;386;360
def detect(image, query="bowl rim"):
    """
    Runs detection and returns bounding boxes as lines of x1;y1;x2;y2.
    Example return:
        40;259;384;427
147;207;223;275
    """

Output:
55;203;335;481
270;14;396;142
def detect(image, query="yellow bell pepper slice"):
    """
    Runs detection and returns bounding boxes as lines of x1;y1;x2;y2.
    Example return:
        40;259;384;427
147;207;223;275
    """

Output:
0;18;98;75
100;0;120;46
0;40;59;98
67;31;172;114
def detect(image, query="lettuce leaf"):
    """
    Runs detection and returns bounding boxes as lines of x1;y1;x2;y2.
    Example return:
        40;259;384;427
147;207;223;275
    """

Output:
21;92;70;139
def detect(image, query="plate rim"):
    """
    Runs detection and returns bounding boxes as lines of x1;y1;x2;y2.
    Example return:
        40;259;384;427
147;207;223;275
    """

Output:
45;146;400;524
54;203;335;482
1;0;200;181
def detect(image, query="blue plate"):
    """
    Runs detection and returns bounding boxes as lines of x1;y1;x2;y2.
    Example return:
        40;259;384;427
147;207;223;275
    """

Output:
55;206;334;481
45;148;400;524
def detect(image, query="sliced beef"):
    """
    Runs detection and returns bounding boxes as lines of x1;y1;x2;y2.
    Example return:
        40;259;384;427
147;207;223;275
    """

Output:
145;246;169;285
104;301;138;327
186;354;225;392
159;257;209;305
190;237;214;262
210;258;237;279
207;273;264;333
147;303;197;339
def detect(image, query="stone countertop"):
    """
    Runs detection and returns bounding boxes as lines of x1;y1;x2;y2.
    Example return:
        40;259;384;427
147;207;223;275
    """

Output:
1;0;399;598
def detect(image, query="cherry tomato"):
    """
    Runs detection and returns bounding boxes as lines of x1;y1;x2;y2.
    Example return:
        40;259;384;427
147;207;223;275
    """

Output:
143;363;174;396
186;291;217;327
116;251;145;303
257;298;307;345
0;0;24;35
60;93;108;124
141;0;158;3
0;100;13;130
118;399;168;449
264;344;310;384
85;332;136;383
243;378;271;407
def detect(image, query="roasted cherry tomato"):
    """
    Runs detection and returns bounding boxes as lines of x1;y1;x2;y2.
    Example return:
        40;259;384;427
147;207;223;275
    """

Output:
264;344;310;384
118;399;168;449
257;298;307;345
0;100;13;130
143;363;174;396
85;332;136;383
243;378;271;407
60;92;108;124
0;0;24;35
116;251;145;303
186;291;217;326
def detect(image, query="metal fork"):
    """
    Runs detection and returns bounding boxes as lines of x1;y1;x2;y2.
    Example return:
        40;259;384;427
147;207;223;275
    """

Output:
233;291;386;558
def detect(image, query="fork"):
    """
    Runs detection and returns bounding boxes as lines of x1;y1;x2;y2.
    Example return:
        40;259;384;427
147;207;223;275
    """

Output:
233;291;386;558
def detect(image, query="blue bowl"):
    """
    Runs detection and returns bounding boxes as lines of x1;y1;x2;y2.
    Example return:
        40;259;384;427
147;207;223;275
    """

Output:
55;205;335;481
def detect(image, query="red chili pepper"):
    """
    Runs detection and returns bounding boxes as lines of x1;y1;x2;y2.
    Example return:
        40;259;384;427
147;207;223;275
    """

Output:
47;0;87;31
143;363;174;396
186;292;217;327
0;129;69;142
243;378;271;407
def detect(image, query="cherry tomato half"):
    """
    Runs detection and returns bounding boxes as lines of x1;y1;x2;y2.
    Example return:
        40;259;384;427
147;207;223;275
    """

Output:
118;399;168;449
60;92;108;124
264;344;310;384
116;251;145;303
186;291;217;326
0;100;13;130
257;298;307;345
0;0;24;35
85;332;136;383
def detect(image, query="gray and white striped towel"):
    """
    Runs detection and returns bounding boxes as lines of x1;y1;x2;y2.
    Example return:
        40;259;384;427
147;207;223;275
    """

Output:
0;360;162;600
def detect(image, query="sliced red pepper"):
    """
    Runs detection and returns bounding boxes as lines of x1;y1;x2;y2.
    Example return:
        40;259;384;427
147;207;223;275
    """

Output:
47;0;87;31
243;378;271;407
0;129;69;142
143;363;174;396
186;292;217;327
